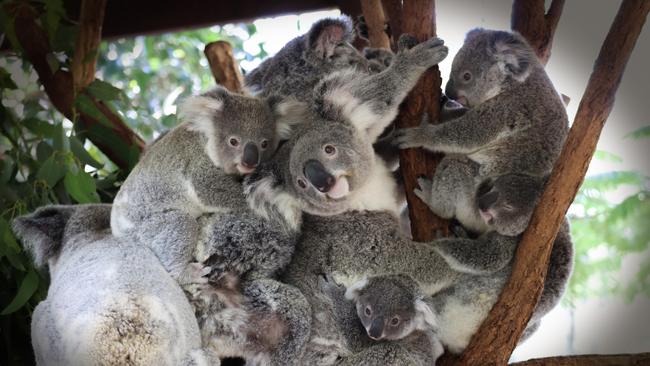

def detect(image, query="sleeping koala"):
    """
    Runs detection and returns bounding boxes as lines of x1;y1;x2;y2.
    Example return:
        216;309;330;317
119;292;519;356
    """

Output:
395;28;569;233
12;204;214;366
111;86;297;282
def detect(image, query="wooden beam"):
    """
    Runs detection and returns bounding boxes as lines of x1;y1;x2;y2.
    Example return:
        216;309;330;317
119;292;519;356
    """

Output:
204;41;244;94
457;0;650;364
389;0;448;241
71;0;106;93
511;0;566;65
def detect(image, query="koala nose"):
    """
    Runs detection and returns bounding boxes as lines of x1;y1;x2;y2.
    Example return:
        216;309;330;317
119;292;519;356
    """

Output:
478;191;499;211
242;142;259;168
444;80;457;100
368;318;384;340
303;160;336;193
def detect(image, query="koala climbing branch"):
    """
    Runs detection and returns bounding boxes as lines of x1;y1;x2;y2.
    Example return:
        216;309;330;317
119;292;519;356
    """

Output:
456;0;650;365
511;0;566;65
204;41;245;94
6;1;144;171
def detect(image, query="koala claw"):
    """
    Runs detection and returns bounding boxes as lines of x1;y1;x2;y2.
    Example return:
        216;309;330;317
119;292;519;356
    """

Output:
393;127;428;149
450;224;470;239
179;262;212;286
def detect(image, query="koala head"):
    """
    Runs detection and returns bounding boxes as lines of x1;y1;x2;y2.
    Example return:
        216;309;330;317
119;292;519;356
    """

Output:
304;17;369;72
445;28;537;108
345;275;436;341
12;204;112;271
476;174;546;236
179;87;299;175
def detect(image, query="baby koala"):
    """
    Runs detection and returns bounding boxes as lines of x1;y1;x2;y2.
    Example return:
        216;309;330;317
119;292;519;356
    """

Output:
111;86;298;282
345;274;444;365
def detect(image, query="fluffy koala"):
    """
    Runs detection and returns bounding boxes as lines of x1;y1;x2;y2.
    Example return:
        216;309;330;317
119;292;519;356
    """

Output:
111;86;296;281
12;204;213;366
395;28;569;230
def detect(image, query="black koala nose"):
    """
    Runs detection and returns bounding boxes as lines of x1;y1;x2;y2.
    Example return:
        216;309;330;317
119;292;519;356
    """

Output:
478;191;499;211
303;159;335;193
444;80;457;100
368;318;384;340
242;142;259;168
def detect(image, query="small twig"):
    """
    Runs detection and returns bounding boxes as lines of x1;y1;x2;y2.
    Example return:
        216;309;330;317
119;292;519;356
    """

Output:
203;41;244;94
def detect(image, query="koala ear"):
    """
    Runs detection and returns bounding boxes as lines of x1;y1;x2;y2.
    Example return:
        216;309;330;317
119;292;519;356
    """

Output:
307;17;354;58
344;277;369;301
414;299;437;330
178;87;228;134
465;27;486;43
268;96;310;140
12;205;77;269
489;31;535;82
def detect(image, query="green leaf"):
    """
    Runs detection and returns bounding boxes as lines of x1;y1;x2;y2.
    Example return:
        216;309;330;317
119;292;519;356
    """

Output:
74;93;114;128
69;136;103;169
593;150;623;163
44;0;65;44
46;53;60;74
0;68;17;89
36;155;66;187
0;6;21;52
580;171;645;192
625;125;650;140
22;118;57;137
36;141;54;162
0;158;14;184
52;123;70;151
1;269;39;315
85;79;124;102
64;170;100;203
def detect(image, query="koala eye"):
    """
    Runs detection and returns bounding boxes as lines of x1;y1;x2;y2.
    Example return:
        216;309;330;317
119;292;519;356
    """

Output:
390;316;400;326
462;71;472;82
502;203;515;211
324;144;336;155
260;139;269;150
297;178;307;189
228;137;240;147
364;306;372;316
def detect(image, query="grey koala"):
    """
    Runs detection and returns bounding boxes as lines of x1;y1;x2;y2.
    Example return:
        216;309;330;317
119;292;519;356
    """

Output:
111;86;297;282
395;28;569;231
12;204;214;366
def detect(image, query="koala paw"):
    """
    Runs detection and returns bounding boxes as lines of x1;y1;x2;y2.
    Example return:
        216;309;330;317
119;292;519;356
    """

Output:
397;34;419;51
450;223;470;239
179;262;212;286
408;36;448;68
414;177;433;203
393;126;430;149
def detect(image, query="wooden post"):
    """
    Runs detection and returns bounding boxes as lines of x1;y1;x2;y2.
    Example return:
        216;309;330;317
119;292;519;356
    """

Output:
359;0;391;49
456;0;649;364
71;0;107;93
511;0;565;65
204;41;245;93
381;0;402;49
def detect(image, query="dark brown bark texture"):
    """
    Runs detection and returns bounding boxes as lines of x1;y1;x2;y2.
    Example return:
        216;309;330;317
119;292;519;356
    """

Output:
511;0;566;65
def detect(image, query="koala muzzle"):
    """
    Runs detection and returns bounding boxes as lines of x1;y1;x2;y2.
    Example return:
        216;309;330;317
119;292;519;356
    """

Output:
368;317;384;340
242;142;260;168
444;80;457;100
304;159;335;193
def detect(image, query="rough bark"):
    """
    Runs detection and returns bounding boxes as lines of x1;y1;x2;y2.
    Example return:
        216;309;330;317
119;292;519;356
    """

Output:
7;2;144;171
204;41;245;94
359;0;391;49
512;353;650;366
511;0;566;65
390;0;448;241
457;1;650;365
71;0;106;92
381;0;402;49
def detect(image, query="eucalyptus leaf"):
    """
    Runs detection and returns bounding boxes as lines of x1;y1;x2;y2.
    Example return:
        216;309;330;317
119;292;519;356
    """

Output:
0;68;17;89
1;269;38;315
36;155;66;187
86;79;124;102
64;170;100;203
70;136;103;169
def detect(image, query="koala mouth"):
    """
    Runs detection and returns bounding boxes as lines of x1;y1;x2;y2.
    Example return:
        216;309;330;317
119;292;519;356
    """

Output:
327;175;350;200
303;159;350;200
236;163;255;175
455;95;468;107
479;209;494;225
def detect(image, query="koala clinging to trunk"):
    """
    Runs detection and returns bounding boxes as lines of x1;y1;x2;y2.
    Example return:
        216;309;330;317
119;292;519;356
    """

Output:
13;204;214;366
395;28;569;234
111;86;297;282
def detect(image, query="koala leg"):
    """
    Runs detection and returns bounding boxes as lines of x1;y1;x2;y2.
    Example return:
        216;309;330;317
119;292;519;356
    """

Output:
431;232;519;275
243;278;312;366
336;342;422;366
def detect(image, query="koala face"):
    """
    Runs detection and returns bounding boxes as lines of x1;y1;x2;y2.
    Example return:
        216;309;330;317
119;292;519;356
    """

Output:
287;122;374;216
346;276;435;341
305;17;369;72
180;88;295;175
476;174;545;236
445;28;536;108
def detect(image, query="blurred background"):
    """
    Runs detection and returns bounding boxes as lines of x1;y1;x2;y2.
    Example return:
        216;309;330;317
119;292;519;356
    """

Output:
1;0;648;364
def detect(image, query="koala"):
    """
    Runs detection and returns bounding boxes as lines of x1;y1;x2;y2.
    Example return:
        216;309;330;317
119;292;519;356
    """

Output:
111;86;297;281
12;204;214;366
395;28;569;231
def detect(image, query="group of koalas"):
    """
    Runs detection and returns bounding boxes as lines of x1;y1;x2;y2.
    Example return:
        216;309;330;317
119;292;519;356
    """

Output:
13;14;573;366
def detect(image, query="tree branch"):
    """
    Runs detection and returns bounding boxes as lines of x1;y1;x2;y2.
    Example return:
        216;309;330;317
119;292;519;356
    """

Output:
359;0;391;49
512;353;650;366
7;1;144;171
71;0;106;93
204;41;244;93
457;1;650;364
380;0;402;49
511;0;566;64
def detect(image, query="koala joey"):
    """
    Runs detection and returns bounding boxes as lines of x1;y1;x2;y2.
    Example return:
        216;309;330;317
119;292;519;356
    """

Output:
111;86;298;281
396;28;568;230
12;204;214;366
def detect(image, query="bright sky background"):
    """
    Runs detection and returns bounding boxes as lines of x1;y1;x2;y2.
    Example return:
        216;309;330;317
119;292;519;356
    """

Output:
226;2;650;361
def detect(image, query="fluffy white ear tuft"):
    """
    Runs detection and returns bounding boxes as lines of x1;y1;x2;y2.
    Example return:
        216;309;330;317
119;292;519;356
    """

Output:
178;95;224;134
344;278;368;301
272;97;310;140
414;299;437;330
491;31;535;83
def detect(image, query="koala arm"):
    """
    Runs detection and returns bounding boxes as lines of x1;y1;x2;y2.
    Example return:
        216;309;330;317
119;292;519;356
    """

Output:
395;94;528;154
430;231;519;275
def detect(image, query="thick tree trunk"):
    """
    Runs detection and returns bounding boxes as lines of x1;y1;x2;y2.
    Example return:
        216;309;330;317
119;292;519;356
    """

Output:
204;41;245;94
359;0;391;49
456;0;650;364
511;0;565;65
71;0;106;93
7;1;144;171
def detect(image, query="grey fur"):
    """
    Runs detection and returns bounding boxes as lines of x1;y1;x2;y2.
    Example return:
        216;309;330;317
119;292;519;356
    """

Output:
12;204;214;366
